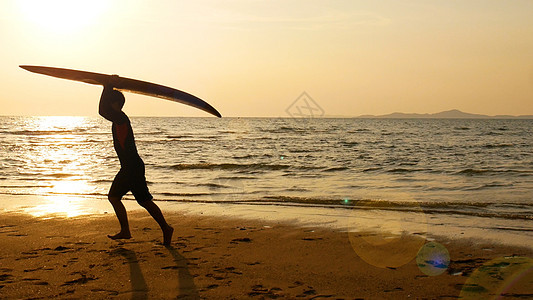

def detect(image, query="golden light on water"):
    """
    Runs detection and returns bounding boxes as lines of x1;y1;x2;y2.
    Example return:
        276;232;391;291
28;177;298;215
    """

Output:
27;195;90;218
51;180;90;195
29;116;92;175
27;180;98;219
29;116;88;131
22;117;101;218
27;181;101;218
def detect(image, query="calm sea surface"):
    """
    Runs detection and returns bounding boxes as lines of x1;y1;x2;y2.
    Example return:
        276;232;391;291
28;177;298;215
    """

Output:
0;116;532;222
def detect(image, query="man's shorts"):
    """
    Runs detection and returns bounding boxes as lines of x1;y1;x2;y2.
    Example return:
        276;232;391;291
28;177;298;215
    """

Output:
108;167;153;203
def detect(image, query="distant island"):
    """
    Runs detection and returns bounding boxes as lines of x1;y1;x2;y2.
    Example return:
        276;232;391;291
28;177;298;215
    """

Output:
356;109;533;119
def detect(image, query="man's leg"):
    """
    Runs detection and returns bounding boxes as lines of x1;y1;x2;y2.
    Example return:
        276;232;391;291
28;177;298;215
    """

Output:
108;196;132;239
139;200;173;246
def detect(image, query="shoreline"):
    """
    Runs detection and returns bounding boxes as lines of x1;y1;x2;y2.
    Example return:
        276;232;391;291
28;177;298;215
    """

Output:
0;209;532;299
1;194;532;250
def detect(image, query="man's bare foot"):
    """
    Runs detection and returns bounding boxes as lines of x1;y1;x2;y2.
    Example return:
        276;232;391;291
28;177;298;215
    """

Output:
107;232;132;240
163;226;174;246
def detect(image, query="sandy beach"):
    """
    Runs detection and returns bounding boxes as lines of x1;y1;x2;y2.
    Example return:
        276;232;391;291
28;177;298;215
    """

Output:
2;0;533;297
1;207;532;299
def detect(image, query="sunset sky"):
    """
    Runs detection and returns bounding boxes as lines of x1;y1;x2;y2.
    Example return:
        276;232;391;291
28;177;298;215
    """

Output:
1;0;532;117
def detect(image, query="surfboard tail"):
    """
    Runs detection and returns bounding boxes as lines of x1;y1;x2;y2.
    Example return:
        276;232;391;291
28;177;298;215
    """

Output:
116;79;222;118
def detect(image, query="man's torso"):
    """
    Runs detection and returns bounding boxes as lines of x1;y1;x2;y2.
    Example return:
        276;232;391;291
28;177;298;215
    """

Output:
111;114;143;169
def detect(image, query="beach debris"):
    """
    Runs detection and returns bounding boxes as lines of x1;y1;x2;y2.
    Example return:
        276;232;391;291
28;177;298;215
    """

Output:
248;284;284;298
0;274;13;282
302;237;323;241
384;287;403;293
54;245;70;251
161;265;183;270
231;237;251;243
61;273;97;286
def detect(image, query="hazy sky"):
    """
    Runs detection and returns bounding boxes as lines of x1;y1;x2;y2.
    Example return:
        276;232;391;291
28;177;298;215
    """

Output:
1;0;532;117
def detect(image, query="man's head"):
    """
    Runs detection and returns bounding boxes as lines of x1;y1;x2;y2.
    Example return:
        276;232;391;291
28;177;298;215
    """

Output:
110;90;125;111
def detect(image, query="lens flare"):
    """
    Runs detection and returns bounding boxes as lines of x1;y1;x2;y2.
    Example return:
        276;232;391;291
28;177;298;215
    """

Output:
460;256;533;299
416;241;450;276
347;195;427;268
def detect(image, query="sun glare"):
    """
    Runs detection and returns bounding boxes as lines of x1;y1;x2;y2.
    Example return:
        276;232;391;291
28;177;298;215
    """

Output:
31;116;87;130
17;0;108;34
30;181;97;218
27;195;92;218
22;116;99;218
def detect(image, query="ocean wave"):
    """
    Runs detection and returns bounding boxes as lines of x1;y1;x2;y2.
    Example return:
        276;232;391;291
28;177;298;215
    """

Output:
216;176;256;180
0;191;105;198
264;126;309;134
488;226;533;232
158;192;211;197
454;168;530;176
399;162;418;166
258;196;533;220
195;182;228;188
47;173;79;179
288;149;315;153
284;187;309;192
454;168;493;176
347;128;371;133
91;179;113;184
386;168;423;173
0;158;26;168
0;184;54;188
7;129;89;136
163;163;295;171
165;134;195;139
232;154;256;160
363;167;383;172
323;167;350;172
1;186;531;221
484;131;504;136
47;191;104;197
342;141;360;147
483;143;514;148
463;183;514;191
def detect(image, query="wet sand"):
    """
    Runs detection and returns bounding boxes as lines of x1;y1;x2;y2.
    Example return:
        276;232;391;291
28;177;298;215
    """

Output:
0;210;532;299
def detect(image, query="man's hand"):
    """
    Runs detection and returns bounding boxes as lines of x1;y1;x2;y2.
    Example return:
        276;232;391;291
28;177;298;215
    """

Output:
105;74;121;88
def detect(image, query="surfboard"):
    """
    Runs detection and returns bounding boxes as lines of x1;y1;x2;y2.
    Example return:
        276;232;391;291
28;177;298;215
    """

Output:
20;65;222;118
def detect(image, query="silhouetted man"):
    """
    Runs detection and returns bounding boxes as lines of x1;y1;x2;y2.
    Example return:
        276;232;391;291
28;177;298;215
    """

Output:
99;80;173;246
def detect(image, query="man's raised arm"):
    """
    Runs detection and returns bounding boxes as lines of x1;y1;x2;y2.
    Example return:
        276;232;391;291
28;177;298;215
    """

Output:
98;85;117;122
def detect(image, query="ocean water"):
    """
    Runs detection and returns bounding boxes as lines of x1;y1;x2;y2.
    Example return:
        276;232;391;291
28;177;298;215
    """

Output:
0;116;532;223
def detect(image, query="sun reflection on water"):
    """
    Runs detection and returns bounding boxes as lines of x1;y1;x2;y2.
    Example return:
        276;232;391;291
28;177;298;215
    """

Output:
27;195;92;218
26;180;104;218
22;117;103;218
27;116;89;131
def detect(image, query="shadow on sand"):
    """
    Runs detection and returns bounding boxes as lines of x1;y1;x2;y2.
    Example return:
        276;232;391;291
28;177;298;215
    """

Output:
166;245;200;299
112;247;149;300
112;246;199;299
